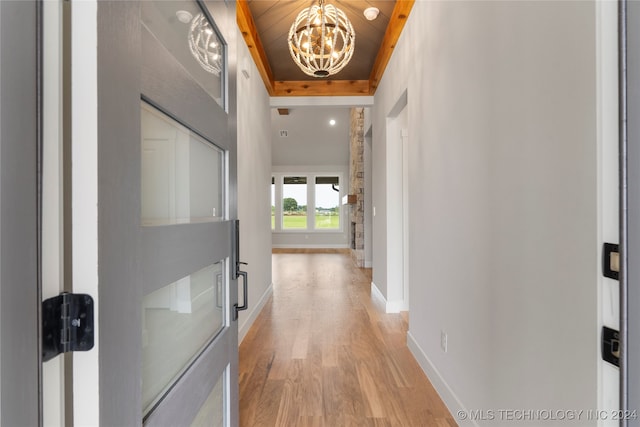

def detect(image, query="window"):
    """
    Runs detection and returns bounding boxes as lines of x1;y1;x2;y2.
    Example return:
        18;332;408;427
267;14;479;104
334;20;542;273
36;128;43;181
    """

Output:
282;176;307;229
315;177;340;229
271;173;343;233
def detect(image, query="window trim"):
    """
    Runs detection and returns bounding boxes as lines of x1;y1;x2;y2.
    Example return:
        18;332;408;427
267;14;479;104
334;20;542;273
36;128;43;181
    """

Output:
271;172;345;233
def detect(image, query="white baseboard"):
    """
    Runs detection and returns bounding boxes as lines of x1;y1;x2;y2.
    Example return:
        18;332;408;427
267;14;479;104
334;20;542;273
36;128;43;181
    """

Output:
271;244;350;249
406;331;477;427
370;282;407;313
238;282;273;344
370;281;385;305
364;260;372;268
386;299;408;313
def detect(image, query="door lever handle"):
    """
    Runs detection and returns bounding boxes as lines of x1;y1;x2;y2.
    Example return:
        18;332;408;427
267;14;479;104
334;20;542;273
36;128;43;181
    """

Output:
233;264;248;321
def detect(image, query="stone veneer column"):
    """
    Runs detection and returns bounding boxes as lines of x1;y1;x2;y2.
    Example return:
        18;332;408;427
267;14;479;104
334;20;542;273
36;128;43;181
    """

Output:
349;108;365;267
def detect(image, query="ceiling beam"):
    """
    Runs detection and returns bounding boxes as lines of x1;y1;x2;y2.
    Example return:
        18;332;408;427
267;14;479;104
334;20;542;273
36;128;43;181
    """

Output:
368;0;415;95
273;80;370;97
236;0;275;95
270;96;374;108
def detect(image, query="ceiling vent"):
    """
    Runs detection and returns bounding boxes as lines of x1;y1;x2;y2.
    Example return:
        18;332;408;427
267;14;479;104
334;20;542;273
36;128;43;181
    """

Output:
279;130;289;137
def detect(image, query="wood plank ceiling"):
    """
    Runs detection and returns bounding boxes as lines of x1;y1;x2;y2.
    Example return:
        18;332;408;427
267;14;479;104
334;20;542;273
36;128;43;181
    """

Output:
237;0;415;97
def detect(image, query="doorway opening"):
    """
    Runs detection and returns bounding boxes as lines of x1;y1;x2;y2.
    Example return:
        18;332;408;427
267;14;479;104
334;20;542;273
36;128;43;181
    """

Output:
385;91;409;313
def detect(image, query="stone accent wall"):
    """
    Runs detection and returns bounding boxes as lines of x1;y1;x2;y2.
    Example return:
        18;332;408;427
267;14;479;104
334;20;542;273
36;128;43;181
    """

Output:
349;108;365;267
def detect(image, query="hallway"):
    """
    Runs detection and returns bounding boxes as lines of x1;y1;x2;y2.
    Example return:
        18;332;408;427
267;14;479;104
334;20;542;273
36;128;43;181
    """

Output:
239;250;456;426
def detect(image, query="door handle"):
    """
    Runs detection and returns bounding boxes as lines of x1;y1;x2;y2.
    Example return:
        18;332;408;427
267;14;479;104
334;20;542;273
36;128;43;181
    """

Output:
233;263;248;321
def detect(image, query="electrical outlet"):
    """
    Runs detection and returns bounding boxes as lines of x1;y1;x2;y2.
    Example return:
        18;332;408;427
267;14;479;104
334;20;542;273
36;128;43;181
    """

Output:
440;331;448;353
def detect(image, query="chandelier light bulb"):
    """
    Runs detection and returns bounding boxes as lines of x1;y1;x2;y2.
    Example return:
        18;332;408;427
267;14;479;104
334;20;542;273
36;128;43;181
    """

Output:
288;0;355;77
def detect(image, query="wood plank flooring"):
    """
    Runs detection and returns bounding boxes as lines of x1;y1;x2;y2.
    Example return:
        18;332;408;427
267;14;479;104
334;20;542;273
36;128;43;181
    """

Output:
239;251;457;427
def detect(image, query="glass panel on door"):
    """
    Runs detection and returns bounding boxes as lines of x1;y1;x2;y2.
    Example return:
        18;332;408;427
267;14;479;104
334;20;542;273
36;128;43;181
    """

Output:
142;261;225;415
190;368;226;427
141;0;225;107
141;102;224;225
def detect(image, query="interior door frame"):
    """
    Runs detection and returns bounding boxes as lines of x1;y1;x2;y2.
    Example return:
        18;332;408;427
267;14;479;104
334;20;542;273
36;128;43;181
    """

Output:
0;0;42;425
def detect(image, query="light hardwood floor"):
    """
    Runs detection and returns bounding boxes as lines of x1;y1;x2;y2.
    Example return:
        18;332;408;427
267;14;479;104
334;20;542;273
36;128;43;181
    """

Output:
239;251;457;426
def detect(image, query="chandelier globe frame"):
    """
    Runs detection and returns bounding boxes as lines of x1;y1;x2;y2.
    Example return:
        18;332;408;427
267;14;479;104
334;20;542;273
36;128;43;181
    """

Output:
287;0;355;78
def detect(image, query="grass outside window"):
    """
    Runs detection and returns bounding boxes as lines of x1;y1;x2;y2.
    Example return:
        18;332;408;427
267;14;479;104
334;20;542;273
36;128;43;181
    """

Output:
272;214;340;229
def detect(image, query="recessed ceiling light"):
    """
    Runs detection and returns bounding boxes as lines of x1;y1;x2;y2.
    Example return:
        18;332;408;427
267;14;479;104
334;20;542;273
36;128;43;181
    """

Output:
329;119;336;126
363;7;379;21
176;10;193;24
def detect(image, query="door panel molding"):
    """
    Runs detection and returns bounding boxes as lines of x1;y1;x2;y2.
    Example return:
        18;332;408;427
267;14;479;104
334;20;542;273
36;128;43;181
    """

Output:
140;222;231;295
141;28;229;149
95;0;142;424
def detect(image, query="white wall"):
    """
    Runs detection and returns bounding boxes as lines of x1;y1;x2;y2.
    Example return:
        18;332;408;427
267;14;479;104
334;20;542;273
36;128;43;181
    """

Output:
373;1;600;424
237;30;273;342
271;107;350;167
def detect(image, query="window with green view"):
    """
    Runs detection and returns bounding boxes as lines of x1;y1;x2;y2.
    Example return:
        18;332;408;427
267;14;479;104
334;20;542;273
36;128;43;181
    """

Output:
282;176;307;229
315;176;340;229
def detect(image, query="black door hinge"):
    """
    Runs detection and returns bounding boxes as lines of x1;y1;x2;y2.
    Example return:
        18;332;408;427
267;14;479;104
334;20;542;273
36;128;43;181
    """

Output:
42;293;94;362
602;326;620;367
603;243;620;280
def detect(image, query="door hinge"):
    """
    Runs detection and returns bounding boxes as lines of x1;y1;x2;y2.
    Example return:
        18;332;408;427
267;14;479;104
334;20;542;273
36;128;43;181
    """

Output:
42;292;94;362
602;326;620;367
603;243;620;280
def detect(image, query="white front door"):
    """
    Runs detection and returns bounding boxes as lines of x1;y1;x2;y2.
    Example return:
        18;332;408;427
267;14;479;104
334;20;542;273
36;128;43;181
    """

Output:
68;0;240;425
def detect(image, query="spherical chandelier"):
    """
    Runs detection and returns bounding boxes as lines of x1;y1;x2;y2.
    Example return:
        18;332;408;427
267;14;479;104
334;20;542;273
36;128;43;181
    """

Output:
288;0;355;78
188;13;222;76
